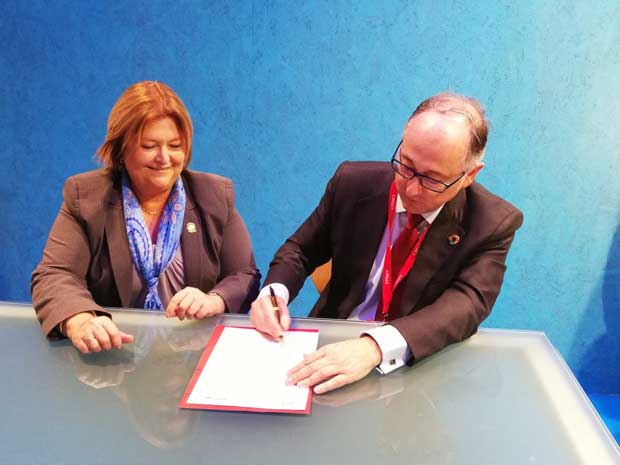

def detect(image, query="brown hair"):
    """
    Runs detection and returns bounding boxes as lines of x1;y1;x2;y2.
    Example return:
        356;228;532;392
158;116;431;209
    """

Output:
410;92;488;167
96;81;193;174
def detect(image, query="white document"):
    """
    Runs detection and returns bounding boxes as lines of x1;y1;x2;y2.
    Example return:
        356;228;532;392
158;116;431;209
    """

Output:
180;326;319;414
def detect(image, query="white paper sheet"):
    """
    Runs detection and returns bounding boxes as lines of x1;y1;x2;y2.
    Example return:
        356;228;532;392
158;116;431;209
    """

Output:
181;326;319;413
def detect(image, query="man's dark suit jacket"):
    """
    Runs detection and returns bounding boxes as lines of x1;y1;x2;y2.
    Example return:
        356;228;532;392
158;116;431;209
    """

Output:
265;161;523;362
32;169;260;337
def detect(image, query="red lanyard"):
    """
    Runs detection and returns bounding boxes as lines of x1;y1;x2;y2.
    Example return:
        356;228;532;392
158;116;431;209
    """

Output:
378;181;429;321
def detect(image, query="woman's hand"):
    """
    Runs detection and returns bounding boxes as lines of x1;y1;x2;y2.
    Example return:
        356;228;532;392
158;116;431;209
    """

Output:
64;313;134;354
165;287;226;320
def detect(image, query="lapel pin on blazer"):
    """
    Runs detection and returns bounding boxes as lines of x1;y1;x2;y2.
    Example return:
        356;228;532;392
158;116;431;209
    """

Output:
186;222;197;234
447;233;460;246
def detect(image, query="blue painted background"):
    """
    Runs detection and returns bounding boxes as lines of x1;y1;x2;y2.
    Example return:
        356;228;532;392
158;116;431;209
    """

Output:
1;1;619;395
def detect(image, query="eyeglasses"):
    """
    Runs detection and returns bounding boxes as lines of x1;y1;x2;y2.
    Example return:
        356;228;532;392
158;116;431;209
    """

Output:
390;141;466;193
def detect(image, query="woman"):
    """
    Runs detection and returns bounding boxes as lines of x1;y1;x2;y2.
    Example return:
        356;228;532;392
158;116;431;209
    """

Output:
32;81;260;353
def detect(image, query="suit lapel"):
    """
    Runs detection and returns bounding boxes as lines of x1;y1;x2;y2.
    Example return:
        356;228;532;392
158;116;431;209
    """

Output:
395;188;467;317
180;179;203;289
105;188;133;307
335;184;390;319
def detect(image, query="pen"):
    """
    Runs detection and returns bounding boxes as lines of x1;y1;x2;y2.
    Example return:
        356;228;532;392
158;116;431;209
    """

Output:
269;286;283;339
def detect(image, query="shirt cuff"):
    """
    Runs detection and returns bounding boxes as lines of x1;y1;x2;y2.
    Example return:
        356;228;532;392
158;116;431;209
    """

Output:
258;283;290;305
363;325;411;375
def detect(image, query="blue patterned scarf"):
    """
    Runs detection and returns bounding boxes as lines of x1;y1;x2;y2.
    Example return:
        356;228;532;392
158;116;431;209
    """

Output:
121;172;186;310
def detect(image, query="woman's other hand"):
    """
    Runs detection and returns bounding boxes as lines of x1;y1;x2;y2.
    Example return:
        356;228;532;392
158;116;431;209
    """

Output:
165;287;226;320
65;313;134;354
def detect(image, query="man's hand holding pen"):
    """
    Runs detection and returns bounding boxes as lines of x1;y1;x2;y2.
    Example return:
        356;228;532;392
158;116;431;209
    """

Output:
250;286;291;342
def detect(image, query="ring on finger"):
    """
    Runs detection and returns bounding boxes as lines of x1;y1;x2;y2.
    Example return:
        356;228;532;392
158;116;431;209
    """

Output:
85;336;96;345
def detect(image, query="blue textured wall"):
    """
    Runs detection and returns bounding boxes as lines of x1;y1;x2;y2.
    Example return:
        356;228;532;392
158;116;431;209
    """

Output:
1;1;619;394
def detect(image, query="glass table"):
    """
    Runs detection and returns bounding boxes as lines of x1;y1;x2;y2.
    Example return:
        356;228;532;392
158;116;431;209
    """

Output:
1;302;618;464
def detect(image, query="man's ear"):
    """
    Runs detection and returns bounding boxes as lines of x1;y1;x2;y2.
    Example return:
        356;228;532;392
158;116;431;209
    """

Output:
463;162;484;187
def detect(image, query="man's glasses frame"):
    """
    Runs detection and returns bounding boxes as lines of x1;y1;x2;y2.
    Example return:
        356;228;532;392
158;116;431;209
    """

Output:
390;141;466;193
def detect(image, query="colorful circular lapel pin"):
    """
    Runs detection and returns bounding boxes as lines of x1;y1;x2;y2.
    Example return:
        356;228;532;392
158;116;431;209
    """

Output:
448;234;460;246
186;222;197;234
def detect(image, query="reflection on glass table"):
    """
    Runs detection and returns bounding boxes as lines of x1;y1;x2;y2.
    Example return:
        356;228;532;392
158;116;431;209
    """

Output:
1;302;618;465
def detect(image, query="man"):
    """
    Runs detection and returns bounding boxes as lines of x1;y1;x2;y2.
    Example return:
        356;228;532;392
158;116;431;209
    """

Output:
251;92;523;394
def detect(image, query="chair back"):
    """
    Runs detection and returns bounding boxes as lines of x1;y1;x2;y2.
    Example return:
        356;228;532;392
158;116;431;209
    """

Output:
310;260;332;294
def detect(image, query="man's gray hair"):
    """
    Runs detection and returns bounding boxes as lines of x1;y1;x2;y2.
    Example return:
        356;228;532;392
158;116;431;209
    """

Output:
409;92;489;167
